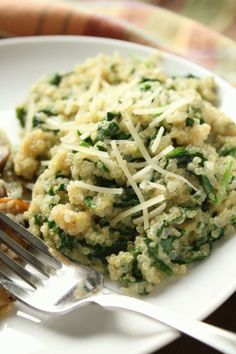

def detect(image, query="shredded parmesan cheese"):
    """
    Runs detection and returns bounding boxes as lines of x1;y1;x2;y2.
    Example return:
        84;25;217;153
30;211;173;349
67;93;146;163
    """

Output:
126;119;197;191
139;181;166;191
149;96;194;128
133;202;166;224
71;180;123;195
151;126;165;154
111;140;149;230
112;195;165;225
65;144;109;158
133;105;167;116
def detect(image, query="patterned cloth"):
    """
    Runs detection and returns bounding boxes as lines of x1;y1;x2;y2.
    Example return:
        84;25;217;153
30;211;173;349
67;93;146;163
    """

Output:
0;0;235;84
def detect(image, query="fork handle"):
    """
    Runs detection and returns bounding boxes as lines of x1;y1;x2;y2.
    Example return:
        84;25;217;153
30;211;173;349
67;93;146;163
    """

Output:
91;294;236;354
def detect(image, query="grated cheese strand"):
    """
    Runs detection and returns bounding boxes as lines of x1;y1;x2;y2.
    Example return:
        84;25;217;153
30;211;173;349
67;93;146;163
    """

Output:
139;181;166;191
128;145;174;170
126;120;197;191
65;144;109;158
131;146;173;180
46;119;98;132
133;202;166;224
149;96;194;128
151;126;165;154
133;105;168;116
111;140;149;230
112;195;165;225
71;180;123;195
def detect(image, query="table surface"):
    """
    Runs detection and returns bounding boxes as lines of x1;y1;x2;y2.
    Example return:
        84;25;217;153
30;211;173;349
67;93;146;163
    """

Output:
154;292;236;354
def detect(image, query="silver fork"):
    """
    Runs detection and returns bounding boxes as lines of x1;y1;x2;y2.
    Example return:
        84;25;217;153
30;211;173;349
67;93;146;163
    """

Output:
0;212;235;354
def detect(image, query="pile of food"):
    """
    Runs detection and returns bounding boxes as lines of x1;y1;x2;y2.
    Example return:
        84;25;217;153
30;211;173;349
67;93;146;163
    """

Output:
0;131;29;316
1;53;236;300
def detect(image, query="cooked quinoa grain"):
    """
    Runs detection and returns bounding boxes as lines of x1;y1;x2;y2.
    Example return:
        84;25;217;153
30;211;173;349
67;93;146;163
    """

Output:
14;53;236;295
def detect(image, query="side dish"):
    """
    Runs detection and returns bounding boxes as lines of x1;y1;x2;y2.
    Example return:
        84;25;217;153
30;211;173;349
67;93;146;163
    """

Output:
2;53;236;296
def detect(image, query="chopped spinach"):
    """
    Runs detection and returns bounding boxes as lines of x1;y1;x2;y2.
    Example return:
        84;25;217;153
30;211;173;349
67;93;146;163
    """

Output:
222;159;233;188
47;220;58;230
32;114;44;128
97;121;130;141
123;155;145;163
161;236;175;254
84;196;96;208
171;252;208;264
140;76;160;83
96;161;109;172
49;73;63;86
55;171;66;178
145;239;173;276
186;117;194;127
96;144;107;152
48;186;55;196
90;239;129;262
114;187;139;208
167;147;205;168
198;175;217;203
16;107;26;128
110;224;137;237
58;230;76;250
94;176;117;188
140;82;152;91
132;256;143;281
185;73;198;78
34;214;42;225
107;111;121;121
38;109;55;116
80;136;94;147
57;183;67;191
220;147;236;157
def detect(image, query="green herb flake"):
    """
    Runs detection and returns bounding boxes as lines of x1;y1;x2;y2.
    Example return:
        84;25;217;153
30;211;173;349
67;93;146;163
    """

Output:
96;161;109;172
220;147;236;158
198;175;217;203
140;83;152;91
80;136;94;147
145;240;173;276
16;107;26;128
114;187;139;208
38;109;55;116
167;147;205;168
80;140;91;147
57;183;67;191
222;159;233;188
161;236;175;254
140;76;160;83
107;112;122;121
185;74;198;79
48;186;55;196
34;215;42;225
55;171;65;178
186;117;194;127
49;73;63;86
96;144;107;152
97;121;130;141
32;115;43;128
84;196;96;208
47;220;57;230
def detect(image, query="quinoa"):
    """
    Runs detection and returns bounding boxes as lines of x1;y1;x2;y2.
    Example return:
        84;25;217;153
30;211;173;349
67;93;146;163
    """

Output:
13;53;236;295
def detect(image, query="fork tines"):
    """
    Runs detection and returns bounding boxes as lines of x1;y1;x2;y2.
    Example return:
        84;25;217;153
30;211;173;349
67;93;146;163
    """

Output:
0;211;62;288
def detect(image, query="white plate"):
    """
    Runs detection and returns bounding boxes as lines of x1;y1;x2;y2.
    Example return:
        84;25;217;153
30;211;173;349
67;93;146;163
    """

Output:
0;36;235;354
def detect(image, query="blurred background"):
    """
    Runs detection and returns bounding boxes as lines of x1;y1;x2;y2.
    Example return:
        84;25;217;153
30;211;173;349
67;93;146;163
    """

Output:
56;0;236;40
